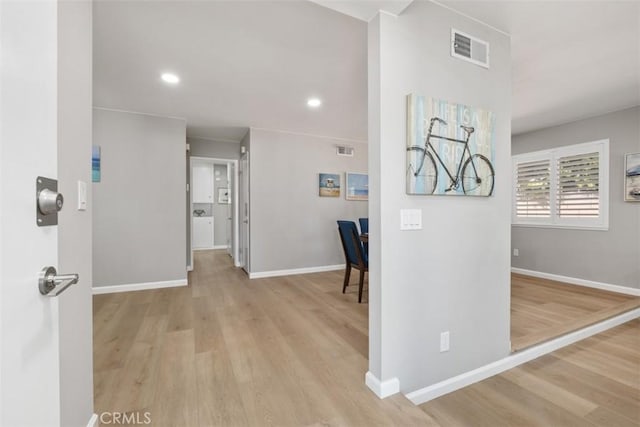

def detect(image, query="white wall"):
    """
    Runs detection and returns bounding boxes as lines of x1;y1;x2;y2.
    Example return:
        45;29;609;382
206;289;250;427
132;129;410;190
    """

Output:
93;109;187;288
512;107;640;289
369;2;511;393
248;128;368;274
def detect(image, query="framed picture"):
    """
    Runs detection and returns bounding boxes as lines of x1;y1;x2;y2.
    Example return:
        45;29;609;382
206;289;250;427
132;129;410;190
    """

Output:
319;173;340;197
346;172;368;201
218;187;230;204
406;94;496;197
624;152;640;202
92;145;101;183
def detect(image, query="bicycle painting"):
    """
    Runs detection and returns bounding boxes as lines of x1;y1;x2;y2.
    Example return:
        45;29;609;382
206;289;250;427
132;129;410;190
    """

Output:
406;95;496;196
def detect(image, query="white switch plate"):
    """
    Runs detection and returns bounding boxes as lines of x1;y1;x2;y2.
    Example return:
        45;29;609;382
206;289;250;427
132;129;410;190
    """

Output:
400;209;422;230
440;331;450;352
77;180;87;211
513;248;519;257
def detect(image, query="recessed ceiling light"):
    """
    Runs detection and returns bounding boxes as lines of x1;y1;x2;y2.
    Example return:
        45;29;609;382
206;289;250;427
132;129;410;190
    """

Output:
307;98;322;108
161;73;180;84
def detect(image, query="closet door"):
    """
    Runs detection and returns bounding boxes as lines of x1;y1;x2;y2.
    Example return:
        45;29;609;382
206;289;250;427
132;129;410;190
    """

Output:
193;217;214;249
193;163;214;203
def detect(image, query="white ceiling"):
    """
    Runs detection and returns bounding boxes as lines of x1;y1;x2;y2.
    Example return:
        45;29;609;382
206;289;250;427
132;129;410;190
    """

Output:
94;1;640;141
93;0;368;142
441;0;640;134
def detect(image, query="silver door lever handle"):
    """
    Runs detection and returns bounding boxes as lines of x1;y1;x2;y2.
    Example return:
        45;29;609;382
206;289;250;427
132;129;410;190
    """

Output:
39;266;79;297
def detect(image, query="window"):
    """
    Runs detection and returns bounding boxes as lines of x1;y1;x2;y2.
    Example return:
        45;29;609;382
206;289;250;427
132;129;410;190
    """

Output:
512;139;609;230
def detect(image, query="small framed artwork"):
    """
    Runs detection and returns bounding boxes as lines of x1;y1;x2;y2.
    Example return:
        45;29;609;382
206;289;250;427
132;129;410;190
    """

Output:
346;172;368;201
218;188;230;204
624;153;640;202
92;145;101;183
319;173;340;197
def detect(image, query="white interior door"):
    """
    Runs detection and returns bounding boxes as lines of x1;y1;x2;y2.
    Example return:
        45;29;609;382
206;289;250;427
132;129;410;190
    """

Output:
239;152;250;272
0;1;93;426
226;163;233;256
192;162;214;203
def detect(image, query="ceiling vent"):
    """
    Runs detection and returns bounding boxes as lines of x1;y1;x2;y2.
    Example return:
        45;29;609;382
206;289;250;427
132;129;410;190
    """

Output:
336;145;354;157
451;29;489;69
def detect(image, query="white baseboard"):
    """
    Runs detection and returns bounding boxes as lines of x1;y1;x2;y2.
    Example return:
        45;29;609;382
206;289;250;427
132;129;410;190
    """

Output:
86;413;98;427
92;279;188;295
365;371;400;398
512;267;640;296
405;307;640;405
213;245;227;249
187;264;193;272
248;264;344;279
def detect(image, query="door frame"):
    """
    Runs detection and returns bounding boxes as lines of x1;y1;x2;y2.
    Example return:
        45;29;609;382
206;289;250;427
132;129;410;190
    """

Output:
189;156;239;267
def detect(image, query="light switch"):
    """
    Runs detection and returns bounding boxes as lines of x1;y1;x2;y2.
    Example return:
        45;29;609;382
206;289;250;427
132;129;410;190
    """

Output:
77;180;87;211
400;209;422;230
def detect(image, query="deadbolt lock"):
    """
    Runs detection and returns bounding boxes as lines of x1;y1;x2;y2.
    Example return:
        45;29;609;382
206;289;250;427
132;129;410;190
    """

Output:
36;176;63;226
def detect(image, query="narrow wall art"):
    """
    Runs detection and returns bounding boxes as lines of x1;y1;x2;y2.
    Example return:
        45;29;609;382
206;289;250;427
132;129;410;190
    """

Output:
92;145;101;183
406;94;496;196
625;152;640;202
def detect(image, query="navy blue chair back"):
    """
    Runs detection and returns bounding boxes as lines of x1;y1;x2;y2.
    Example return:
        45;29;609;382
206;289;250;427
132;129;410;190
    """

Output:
359;218;369;234
337;220;367;267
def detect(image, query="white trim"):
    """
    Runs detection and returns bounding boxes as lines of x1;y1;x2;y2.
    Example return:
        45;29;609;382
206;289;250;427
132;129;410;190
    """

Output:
213;245;227;250
248;264;344;279
86;413;98;427
406;308;640;405
188;135;242;144
92;106;186;122
365;372;400;398
249;126;367;144
511;267;640;296
92;279;187;295
187;264;193;272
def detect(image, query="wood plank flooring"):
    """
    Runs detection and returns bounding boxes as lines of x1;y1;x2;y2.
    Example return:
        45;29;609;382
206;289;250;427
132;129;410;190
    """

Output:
420;320;640;426
94;250;640;426
511;273;640;351
93;250;435;426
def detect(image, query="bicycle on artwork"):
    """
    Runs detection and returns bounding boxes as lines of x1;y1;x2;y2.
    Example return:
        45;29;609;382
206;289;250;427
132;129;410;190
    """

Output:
407;117;495;196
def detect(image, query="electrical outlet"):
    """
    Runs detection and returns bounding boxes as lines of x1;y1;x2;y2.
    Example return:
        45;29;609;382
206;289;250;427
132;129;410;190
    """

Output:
513;248;519;257
440;331;450;352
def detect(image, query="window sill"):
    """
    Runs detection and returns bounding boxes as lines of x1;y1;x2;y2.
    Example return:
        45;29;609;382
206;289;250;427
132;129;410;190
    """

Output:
511;223;609;232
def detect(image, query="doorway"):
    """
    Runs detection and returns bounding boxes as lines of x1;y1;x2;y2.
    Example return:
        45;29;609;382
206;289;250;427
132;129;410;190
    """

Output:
189;156;239;267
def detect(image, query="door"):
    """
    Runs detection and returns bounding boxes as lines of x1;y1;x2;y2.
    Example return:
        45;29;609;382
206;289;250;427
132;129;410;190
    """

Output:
0;1;94;426
239;152;250;272
226;163;233;256
193;216;214;249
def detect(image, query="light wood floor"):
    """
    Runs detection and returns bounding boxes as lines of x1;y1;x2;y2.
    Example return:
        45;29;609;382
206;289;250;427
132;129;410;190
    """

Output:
94;250;640;426
511;273;640;351
420;320;640;426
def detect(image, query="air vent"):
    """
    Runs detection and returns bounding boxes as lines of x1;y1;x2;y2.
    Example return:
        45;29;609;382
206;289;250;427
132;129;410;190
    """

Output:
336;146;354;157
451;29;489;69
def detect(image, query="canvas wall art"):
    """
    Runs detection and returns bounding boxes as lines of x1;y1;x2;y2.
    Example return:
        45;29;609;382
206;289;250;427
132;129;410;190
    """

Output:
92;145;101;183
346;173;368;201
319;173;340;197
406;94;496;196
625;152;640;202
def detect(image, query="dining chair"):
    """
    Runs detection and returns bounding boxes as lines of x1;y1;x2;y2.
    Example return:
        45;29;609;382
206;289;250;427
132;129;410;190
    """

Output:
358;217;369;258
358;218;368;234
337;220;368;303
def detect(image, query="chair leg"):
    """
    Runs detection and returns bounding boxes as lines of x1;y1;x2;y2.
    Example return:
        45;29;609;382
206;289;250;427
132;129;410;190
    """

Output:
342;264;351;293
358;269;365;303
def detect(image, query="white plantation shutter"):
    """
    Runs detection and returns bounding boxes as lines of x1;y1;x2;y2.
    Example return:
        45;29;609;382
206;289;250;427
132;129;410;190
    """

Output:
515;159;551;218
512;140;609;229
557;152;599;218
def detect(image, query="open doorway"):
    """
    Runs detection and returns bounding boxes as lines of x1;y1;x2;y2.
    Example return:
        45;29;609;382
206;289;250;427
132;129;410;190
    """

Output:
189;156;239;267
